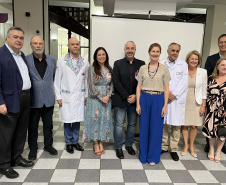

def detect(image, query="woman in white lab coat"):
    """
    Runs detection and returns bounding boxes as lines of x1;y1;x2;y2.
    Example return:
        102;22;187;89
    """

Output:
181;50;207;158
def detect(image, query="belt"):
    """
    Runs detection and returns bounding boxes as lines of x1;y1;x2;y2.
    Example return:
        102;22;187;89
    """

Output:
142;90;163;95
21;89;30;94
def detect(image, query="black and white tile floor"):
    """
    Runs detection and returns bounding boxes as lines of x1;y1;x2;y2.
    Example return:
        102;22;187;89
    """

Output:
1;103;226;185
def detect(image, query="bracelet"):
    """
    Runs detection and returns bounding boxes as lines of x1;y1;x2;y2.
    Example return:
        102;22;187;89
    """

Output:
201;104;206;107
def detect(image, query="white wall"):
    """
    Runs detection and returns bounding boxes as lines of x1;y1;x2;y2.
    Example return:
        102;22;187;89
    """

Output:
91;16;204;67
14;0;48;55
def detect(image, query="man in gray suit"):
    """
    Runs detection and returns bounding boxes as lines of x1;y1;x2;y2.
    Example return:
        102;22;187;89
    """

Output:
26;36;57;160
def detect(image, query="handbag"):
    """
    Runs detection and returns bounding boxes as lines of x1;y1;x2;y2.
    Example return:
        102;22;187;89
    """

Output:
217;117;226;137
217;124;226;137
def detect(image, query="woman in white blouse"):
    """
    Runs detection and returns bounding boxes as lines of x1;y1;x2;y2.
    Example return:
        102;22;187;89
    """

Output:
181;50;207;158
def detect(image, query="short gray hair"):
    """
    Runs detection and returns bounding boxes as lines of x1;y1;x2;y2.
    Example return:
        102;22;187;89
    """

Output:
30;35;44;45
7;26;24;37
168;42;181;50
124;41;136;49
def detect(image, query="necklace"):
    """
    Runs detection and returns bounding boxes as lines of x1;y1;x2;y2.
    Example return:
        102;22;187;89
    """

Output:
148;62;159;79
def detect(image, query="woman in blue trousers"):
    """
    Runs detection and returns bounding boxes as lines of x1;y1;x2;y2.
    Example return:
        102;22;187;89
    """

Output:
136;43;170;165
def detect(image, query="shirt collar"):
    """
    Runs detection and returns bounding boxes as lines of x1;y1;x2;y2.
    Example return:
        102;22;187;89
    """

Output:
33;53;46;60
167;57;177;64
219;52;225;58
5;43;21;56
125;57;136;64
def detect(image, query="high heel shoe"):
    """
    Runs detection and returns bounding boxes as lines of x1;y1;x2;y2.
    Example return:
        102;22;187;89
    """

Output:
189;148;197;158
215;152;221;163
181;146;188;156
98;141;105;154
93;142;102;156
208;150;214;160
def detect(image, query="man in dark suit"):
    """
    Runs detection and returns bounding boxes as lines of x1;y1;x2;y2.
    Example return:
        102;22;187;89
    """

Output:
26;36;58;161
113;41;145;159
0;27;34;179
204;33;226;154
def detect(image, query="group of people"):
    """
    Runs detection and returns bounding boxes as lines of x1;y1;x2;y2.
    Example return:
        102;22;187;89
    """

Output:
0;26;225;179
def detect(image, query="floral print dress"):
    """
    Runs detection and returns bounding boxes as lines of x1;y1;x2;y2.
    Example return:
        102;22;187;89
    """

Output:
202;77;226;140
83;66;114;142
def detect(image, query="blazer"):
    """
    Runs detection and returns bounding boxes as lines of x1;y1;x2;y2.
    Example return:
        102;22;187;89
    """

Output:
0;45;26;113
194;68;207;105
112;57;145;108
26;54;56;108
204;53;220;77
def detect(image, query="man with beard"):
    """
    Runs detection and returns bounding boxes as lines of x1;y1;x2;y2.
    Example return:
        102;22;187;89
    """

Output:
54;37;89;154
112;41;145;159
26;36;58;160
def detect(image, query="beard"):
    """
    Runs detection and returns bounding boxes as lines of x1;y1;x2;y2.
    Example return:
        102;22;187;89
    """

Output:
33;48;44;55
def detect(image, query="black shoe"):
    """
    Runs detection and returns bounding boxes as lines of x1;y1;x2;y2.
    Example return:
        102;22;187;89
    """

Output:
11;158;34;167
44;146;58;155
170;152;179;161
0;167;19;179
66;144;74;154
161;150;168;154
28;149;37;160
72;143;84;151
125;146;135;155
116;149;124;159
204;143;209;153
222;145;226;154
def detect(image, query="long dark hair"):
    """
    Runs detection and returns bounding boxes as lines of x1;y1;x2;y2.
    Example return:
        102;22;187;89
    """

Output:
93;47;112;77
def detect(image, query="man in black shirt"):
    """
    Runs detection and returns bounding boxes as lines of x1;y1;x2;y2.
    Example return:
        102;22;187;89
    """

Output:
112;41;145;159
26;36;58;160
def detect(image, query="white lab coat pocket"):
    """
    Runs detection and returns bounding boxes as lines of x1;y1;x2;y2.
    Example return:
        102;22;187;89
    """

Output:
61;89;71;103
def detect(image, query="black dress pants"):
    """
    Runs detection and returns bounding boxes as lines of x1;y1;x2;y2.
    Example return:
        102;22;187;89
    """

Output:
0;91;30;168
28;105;54;150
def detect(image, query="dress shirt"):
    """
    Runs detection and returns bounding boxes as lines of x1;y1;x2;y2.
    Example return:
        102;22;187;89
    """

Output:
127;59;137;95
33;53;47;79
5;44;31;90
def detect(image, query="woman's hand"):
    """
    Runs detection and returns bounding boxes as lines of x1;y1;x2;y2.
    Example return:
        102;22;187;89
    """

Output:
136;105;141;115
101;96;109;105
161;106;167;117
199;106;205;116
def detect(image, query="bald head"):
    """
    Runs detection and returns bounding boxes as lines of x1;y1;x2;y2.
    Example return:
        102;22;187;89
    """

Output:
68;37;80;57
30;35;44;56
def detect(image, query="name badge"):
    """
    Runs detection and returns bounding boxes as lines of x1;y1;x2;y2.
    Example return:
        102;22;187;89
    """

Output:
176;72;183;75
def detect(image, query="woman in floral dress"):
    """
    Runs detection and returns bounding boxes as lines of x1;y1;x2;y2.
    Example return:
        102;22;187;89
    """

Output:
83;47;113;155
202;58;226;162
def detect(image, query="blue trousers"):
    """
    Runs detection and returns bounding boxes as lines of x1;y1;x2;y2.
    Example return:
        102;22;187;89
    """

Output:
64;122;80;145
139;92;164;164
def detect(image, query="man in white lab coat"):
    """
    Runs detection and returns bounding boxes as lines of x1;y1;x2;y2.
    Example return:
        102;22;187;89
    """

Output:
54;37;89;154
160;43;188;161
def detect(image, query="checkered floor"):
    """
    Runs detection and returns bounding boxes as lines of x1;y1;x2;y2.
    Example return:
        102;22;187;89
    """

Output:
1;103;226;185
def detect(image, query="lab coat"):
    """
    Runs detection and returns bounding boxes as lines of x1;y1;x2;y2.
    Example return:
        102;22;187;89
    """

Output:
160;58;188;126
54;54;89;123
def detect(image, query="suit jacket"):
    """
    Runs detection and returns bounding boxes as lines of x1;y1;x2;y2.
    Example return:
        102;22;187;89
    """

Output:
204;53;220;77
0;45;26;113
112;57;145;108
194;68;207;105
26;54;56;108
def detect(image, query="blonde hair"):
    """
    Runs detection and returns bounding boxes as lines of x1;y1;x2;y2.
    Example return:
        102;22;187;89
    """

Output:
185;50;201;67
212;57;226;79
